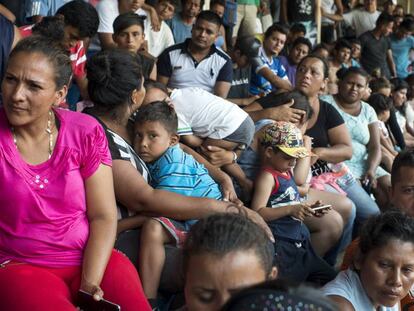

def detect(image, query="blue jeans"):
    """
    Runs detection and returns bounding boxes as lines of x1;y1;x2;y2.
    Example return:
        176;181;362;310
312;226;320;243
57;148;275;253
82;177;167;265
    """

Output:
341;179;380;236
324;184;356;266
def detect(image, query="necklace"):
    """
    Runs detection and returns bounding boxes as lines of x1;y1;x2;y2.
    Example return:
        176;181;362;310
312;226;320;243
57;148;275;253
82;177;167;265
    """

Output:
11;110;54;159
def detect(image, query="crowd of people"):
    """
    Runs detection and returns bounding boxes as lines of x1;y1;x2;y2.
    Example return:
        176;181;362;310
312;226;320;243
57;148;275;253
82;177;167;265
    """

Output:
1;0;414;310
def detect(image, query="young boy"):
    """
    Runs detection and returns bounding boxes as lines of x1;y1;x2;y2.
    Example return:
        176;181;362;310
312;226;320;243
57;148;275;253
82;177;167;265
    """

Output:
328;39;353;94
133;101;222;306
112;12;156;81
251;121;336;285
143;82;255;201
368;93;397;172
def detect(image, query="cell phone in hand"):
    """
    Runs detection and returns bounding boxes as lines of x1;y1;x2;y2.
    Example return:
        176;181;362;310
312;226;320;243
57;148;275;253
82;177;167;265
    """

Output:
312;204;332;211
77;290;121;311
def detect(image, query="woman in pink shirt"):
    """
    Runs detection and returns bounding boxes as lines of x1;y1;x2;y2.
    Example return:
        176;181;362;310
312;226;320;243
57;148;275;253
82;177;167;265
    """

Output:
0;36;150;310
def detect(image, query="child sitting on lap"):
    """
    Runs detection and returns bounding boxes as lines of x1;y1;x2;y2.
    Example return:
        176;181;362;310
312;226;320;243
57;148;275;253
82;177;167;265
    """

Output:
251;122;336;285
133;101;222;305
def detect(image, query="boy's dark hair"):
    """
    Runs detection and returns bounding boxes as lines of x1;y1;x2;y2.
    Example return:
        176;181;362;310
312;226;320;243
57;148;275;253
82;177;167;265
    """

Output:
256;90;313;120
56;0;99;38
369;77;391;93
233;36;261;58
337;66;369;81
375;12;395;27
350;38;361;46
144;79;169;95
334;39;352;52
87;49;143;116
311;43;329;56
264;23;288;40
298;54;330;79
196;10;222;27
32;16;65;42
392;149;414;186
210;0;226;8
291;37;312;52
290;23;306;35
390;77;409;92
159;0;177;6
181;0;205;13
135;101;178;134
359;211;414;255
113;12;145;35
184;213;275;275
368;93;393;114
9;36;71;89
399;18;414;32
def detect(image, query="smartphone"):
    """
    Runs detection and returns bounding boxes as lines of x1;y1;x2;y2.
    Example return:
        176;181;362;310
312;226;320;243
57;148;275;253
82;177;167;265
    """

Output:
312;204;332;211
77;290;121;311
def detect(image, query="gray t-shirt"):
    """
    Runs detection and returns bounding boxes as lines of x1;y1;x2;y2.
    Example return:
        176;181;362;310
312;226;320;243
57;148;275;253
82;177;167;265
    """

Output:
359;31;391;78
322;269;399;311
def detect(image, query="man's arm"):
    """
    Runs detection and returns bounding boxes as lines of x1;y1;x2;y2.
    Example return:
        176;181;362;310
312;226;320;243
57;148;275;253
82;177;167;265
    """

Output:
386;49;397;78
214;81;231;98
257;66;293;91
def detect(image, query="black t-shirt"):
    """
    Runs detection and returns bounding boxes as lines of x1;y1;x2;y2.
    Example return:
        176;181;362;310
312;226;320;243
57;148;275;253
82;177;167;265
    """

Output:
287;0;315;23
305;100;344;176
227;65;251;99
359;31;391;78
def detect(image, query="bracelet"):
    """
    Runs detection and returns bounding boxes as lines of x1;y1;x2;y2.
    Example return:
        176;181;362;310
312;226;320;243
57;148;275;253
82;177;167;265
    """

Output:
232;151;238;163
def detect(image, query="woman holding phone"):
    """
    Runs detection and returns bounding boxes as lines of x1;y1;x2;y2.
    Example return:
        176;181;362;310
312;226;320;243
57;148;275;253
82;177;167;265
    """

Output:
0;37;150;310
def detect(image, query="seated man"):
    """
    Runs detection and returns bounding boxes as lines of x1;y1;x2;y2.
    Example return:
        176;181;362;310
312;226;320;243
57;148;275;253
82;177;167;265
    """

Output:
157;11;233;98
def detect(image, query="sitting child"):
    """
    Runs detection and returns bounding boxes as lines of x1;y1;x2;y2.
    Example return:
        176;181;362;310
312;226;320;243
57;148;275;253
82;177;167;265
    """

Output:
251;121;336;285
112;12;156;81
368;93;397;172
133;101;222;306
143;81;255;200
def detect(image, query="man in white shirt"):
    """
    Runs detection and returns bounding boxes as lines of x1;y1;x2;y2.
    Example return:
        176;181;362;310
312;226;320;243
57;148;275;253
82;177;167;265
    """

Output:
343;0;380;37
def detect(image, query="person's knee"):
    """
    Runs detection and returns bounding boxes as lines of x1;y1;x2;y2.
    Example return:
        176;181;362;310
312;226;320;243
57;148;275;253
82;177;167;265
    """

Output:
141;219;165;244
335;196;354;223
323;211;344;242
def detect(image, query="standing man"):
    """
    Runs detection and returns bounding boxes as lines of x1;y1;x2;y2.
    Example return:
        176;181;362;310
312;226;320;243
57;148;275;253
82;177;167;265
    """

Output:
158;11;233;98
343;0;380;38
359;12;396;79
390;18;414;79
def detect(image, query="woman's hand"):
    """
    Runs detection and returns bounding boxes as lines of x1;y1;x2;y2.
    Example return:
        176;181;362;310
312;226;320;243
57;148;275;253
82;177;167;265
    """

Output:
267;100;306;124
362;170;377;189
200;145;234;167
80;282;104;301
243;207;275;242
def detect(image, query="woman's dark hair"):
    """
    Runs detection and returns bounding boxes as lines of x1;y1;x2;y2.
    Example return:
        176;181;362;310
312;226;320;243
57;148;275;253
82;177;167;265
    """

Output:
358;211;414;256
56;0;99;38
32;16;65;42
134;101;178;134
391;77;409;93
113;12;145;35
312;42;329;54
87;49;143;115
391;149;414;187
369;77;391;93
264;23;288;40
368;93;393;114
183;213;274;275
337;66;369;82
406;74;414;100
291;37;312;52
297;55;330;79
9;36;72;89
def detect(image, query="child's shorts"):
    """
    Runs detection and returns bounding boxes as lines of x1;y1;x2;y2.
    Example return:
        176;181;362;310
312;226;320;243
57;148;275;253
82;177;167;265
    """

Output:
154;217;195;247
274;237;337;286
223;116;255;147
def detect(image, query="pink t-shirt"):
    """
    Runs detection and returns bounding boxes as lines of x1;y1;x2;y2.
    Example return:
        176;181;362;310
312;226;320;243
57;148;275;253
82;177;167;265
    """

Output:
0;108;112;267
